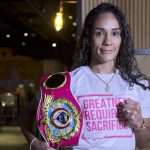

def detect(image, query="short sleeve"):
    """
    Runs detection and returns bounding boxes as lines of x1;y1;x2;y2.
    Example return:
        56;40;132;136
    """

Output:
140;88;150;118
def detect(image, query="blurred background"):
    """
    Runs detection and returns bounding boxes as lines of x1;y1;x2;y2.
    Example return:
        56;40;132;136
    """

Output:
0;0;150;150
0;0;78;149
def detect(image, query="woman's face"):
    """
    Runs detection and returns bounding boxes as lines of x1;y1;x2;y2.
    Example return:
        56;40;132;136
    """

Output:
90;12;121;65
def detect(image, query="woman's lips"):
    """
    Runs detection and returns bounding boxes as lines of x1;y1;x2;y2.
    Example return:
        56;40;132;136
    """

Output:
101;49;112;53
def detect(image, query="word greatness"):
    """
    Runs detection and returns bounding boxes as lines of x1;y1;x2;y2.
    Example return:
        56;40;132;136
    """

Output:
79;95;129;132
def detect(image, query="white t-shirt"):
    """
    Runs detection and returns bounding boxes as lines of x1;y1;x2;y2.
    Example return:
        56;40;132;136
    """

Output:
69;66;150;150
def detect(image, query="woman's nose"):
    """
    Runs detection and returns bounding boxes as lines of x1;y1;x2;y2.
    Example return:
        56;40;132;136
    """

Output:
103;34;112;45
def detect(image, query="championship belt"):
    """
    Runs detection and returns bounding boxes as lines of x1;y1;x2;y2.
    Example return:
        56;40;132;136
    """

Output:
36;72;83;148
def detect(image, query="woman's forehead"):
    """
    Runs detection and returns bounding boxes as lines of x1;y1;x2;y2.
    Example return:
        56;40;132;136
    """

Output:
92;12;120;30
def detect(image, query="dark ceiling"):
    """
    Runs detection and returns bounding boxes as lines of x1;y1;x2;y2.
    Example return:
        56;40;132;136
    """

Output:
0;0;77;65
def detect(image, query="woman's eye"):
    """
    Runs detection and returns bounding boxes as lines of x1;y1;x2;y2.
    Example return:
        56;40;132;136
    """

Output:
95;31;105;37
112;31;120;37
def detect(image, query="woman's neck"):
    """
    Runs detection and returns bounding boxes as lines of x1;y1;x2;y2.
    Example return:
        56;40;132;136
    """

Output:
89;62;116;74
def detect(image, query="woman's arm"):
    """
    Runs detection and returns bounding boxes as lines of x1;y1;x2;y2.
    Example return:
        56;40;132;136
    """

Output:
20;99;38;144
134;118;150;148
20;99;56;150
119;99;150;148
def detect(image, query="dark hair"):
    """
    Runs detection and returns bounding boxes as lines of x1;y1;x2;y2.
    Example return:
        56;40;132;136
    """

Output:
74;2;149;90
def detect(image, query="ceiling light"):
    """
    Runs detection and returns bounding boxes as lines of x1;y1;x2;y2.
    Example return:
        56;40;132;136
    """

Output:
18;84;24;88
72;22;76;26
29;83;34;87
68;15;73;19
54;1;63;32
52;43;57;47
2;102;5;107
22;41;26;46
7;93;11;96
72;33;76;37
54;1;77;31
24;33;28;37
54;12;63;31
6;34;10;38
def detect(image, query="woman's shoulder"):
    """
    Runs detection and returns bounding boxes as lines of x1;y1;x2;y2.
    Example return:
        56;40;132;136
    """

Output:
69;66;87;77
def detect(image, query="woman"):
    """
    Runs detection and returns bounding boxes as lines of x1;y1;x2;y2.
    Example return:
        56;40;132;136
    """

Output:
21;2;150;150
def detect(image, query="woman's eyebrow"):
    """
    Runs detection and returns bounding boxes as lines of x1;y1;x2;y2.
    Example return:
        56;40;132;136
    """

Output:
112;28;121;31
94;27;120;30
94;28;105;30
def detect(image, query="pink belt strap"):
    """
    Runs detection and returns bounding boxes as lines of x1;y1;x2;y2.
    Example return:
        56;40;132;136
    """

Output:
36;72;83;148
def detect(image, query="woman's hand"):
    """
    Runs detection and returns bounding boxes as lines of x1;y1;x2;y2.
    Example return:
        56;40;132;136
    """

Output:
31;139;56;150
119;98;143;129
